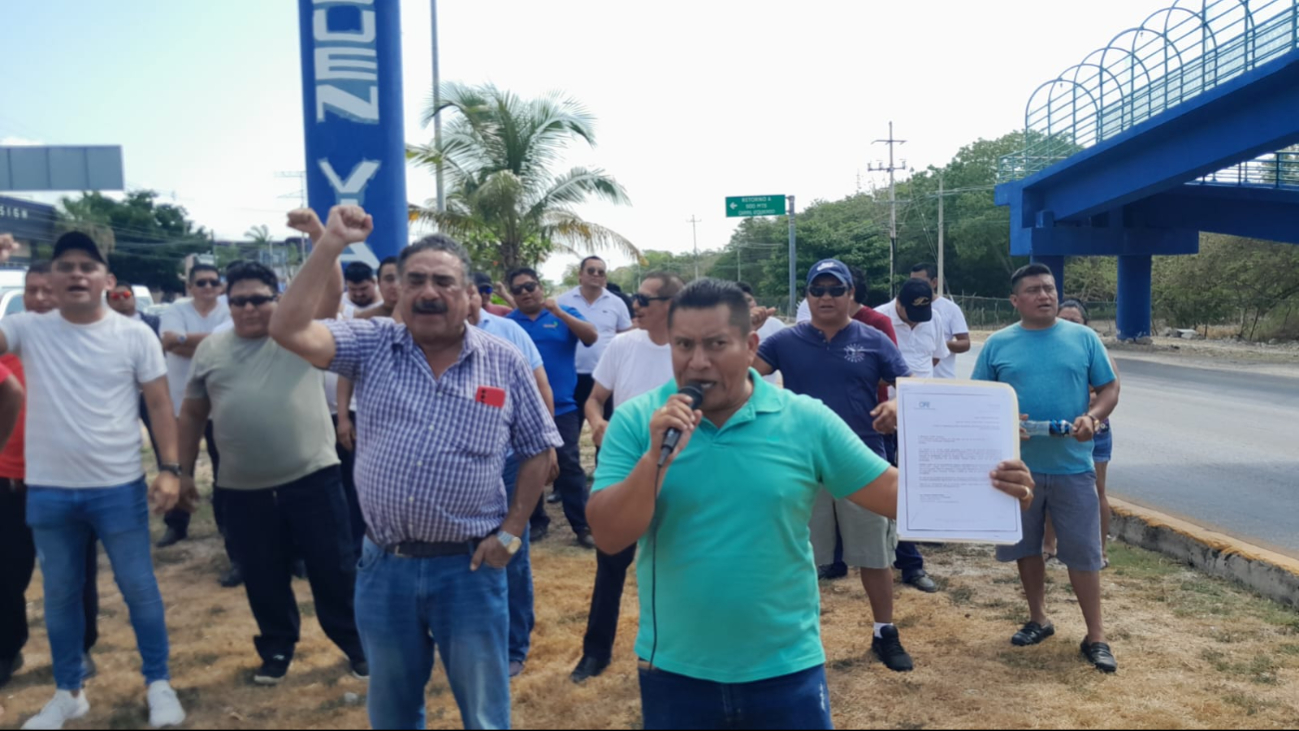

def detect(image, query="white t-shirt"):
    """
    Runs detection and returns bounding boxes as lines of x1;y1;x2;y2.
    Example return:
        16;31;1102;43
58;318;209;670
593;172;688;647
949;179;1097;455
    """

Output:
931;297;970;379
558;287;633;375
876;300;949;380
591;329;674;410
754;317;787;384
796;298;811;323
0;311;167;488
160;300;231;416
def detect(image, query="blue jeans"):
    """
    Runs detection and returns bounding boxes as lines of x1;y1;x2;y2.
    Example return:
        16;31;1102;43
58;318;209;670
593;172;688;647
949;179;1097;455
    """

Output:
638;663;833;730
501;456;534;664
529;410;589;535
26;480;170;691
894;542;926;581
356;538;510;730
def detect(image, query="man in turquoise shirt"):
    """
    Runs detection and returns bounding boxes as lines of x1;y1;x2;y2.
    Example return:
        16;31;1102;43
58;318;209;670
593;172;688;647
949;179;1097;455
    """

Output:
972;263;1120;674
588;279;1036;730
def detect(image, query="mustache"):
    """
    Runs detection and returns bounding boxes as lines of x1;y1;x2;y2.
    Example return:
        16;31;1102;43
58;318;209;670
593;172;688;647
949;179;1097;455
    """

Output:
411;299;449;315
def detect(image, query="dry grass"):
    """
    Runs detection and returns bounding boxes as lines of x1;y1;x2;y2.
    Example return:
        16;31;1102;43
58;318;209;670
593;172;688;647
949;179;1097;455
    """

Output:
3;444;1299;729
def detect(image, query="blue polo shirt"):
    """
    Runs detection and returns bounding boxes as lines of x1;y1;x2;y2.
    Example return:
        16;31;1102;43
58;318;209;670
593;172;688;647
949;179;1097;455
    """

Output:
593;372;890;684
757;321;910;457
507;306;586;416
972;320;1116;475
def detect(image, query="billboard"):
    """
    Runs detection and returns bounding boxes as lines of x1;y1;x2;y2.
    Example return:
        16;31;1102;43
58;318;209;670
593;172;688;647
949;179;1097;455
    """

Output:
298;0;409;263
0;195;57;243
0;146;124;192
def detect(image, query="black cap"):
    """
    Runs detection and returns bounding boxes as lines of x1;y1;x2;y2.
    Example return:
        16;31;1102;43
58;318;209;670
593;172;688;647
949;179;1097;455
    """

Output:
52;231;107;265
898;279;934;323
473;272;493;290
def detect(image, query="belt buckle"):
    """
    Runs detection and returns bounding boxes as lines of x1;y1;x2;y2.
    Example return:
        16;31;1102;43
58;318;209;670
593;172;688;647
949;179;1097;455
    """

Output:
392;544;407;558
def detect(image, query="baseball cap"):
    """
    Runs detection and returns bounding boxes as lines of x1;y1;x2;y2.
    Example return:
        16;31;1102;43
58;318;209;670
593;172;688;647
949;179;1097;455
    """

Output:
899;279;934;323
472;272;493;290
807;259;853;287
52;231;107;265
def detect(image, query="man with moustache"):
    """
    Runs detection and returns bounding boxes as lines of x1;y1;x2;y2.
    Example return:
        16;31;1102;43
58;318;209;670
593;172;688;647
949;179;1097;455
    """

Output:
270;207;561;730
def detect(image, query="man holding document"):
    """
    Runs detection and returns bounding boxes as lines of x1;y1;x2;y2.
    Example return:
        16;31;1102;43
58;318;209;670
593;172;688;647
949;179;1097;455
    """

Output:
971;263;1120;673
586;279;1036;730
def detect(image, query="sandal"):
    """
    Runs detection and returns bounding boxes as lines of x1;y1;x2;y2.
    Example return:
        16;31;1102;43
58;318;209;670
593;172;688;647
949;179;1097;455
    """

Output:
1011;621;1056;647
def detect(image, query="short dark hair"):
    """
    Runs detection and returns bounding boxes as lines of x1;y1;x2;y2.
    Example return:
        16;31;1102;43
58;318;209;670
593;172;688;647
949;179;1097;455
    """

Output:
27;261;51;278
911;263;938;280
399;234;472;283
579;256;604;272
736;281;754;296
1011;263;1055;293
668;278;751;334
378;256;399;275
226;261;279;293
1059;299;1090;324
847;265;870;305
643;271;685;300
189;264;220;283
344;262;375;284
112;279;134;290
506;267;541;287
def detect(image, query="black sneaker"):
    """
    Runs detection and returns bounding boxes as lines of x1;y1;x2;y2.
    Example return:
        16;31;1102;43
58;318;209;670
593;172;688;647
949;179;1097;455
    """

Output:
82;652;97;681
872;626;914;672
1011;622;1056;647
350;659;369;681
254;655;291;685
1081;639;1118;673
817;563;848;581
219;564;245;589
292;560;308;580
570;656;609;684
546;492;563;504
155;528;186;549
529;524;549;543
903;571;940;593
0;653;23;689
575;532;597;550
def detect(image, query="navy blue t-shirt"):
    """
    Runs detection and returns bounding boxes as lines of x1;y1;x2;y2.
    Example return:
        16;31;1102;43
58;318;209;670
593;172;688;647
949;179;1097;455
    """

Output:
508;306;587;416
758;321;910;457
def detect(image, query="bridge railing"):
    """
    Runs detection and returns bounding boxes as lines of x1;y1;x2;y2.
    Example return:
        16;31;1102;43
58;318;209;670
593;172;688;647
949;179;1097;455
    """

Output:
1195;149;1299;188
999;0;1299;184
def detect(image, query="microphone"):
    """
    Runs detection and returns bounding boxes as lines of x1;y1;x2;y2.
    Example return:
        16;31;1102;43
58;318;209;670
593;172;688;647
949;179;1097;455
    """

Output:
658;383;706;467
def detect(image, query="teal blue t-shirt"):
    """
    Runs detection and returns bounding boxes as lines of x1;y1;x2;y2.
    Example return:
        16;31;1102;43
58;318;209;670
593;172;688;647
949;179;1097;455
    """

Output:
971;320;1116;475
592;371;891;684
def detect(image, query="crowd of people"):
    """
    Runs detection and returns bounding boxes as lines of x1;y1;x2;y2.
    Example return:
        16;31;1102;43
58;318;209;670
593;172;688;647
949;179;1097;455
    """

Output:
0;202;1120;730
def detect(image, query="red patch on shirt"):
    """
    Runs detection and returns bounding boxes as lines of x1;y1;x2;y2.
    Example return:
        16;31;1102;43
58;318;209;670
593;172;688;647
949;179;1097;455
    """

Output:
475;386;506;409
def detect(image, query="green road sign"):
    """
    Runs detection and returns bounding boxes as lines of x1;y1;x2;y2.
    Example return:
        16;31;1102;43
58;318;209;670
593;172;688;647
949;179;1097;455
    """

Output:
726;195;786;218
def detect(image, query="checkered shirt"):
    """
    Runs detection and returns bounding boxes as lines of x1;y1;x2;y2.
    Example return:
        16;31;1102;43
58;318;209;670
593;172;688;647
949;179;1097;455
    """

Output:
325;319;563;545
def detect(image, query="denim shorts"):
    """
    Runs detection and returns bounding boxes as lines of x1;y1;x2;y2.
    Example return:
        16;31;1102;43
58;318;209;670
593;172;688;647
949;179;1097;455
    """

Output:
996;471;1104;571
1093;423;1113;464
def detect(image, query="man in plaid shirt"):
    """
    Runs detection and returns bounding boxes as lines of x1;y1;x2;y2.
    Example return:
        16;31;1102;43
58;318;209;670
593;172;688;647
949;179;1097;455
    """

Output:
270;206;562;730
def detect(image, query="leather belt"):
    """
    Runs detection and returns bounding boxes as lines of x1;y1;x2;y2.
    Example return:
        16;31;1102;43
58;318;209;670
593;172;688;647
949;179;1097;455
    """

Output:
372;535;484;559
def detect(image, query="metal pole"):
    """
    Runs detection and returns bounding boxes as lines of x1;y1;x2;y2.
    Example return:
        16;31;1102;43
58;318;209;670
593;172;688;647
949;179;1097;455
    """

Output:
937;173;945;297
687;215;701;280
787;195;797;316
432;0;445;214
888;122;897;299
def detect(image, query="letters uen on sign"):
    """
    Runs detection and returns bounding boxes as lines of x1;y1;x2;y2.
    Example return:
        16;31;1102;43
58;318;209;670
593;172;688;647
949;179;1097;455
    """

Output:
313;0;381;207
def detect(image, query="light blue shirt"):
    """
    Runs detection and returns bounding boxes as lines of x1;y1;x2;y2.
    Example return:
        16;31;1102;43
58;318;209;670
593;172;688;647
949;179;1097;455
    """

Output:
477;309;544;371
972;320;1116;475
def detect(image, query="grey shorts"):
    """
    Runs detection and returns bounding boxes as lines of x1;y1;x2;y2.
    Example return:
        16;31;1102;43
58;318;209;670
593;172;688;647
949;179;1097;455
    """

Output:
810;488;898;570
996;471;1104;572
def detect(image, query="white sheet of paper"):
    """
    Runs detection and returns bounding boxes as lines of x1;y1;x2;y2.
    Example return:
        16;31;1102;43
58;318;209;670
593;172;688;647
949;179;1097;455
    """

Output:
896;378;1023;545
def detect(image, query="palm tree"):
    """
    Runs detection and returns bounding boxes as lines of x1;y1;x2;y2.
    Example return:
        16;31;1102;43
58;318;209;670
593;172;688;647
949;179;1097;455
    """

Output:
408;82;640;273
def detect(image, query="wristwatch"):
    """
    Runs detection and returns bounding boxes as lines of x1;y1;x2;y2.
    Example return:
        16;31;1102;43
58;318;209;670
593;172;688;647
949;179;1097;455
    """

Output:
497;531;521;556
159;463;184;477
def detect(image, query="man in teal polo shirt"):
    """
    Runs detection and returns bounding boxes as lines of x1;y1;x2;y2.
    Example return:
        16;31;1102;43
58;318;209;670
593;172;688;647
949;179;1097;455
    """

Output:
587;279;1036;730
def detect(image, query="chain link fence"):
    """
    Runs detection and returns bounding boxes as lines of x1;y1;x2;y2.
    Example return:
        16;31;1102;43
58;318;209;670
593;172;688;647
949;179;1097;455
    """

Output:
951;295;1117;332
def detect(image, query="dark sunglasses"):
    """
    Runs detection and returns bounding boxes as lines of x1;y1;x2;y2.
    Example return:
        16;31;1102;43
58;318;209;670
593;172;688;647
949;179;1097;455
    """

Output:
229;295;276;308
108;291;133;301
632;293;671;308
510;281;540;296
478;285;493;296
808;285;849;299
585;267;607;277
193;279;221;289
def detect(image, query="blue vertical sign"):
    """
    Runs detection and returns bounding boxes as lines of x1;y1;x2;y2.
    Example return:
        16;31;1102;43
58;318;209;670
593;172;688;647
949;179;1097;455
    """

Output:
298;0;408;263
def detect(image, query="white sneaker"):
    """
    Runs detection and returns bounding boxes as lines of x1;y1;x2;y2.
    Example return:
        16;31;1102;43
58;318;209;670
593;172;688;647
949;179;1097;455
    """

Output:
146;681;186;729
21;690;90;730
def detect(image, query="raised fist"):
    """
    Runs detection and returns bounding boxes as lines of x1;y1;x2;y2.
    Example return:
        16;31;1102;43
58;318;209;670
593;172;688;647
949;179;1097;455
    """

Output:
0;234;17;264
324;205;374;245
286;208;324;239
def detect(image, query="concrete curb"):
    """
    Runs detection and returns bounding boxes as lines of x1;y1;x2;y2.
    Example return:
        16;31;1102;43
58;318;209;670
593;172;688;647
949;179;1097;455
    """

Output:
1109;497;1299;609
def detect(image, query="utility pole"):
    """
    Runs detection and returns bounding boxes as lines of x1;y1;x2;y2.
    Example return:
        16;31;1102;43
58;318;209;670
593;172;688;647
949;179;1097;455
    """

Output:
787;195;797;316
687;215;701;280
431;0;445;213
868;122;907;298
938;173;945;298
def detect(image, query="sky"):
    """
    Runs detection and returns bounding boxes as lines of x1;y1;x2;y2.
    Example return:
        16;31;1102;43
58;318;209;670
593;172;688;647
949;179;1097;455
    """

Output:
0;0;1178;281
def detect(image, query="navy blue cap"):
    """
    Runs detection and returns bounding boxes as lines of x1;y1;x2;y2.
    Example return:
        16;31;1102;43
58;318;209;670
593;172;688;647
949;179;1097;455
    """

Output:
52;231;107;265
807;259;853;287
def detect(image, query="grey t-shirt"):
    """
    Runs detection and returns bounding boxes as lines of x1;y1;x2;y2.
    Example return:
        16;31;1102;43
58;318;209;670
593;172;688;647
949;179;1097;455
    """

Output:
186;331;339;490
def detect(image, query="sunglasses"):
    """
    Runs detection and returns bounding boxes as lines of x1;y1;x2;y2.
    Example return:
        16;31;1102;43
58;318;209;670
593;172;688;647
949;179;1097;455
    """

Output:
585;268;607;277
632;293;671;308
108;291;133;301
229;295;276;308
478;285;493;296
193;279;221;289
510;281;540;296
808;285;849;299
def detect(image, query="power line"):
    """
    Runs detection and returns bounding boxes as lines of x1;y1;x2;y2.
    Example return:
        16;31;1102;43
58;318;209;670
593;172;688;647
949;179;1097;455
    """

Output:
867;121;908;298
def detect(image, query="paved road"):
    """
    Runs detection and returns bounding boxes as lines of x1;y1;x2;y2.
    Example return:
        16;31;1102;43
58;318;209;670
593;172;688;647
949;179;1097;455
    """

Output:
957;344;1299;558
